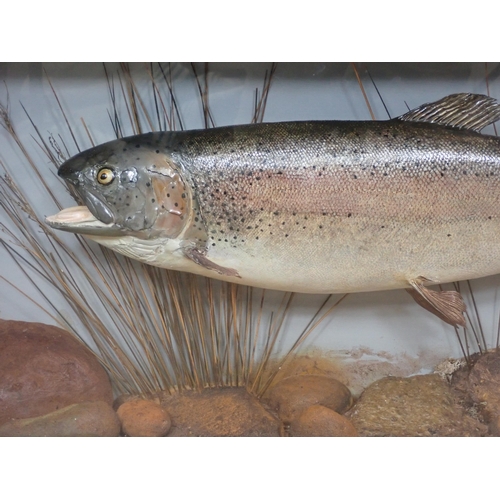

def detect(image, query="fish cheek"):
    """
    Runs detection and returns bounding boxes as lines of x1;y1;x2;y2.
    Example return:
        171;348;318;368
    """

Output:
150;174;191;238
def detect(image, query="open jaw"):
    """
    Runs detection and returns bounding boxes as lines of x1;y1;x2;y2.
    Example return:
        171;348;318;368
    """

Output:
45;206;123;236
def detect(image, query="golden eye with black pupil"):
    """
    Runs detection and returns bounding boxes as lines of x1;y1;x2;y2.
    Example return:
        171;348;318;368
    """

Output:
96;168;115;185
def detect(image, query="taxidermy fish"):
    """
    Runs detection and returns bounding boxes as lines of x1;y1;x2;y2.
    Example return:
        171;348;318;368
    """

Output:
46;93;500;327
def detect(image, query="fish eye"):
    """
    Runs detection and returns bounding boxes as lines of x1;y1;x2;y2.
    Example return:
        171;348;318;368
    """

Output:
96;167;115;185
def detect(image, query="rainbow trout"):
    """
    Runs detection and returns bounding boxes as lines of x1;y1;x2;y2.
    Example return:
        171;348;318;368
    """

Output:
46;94;500;327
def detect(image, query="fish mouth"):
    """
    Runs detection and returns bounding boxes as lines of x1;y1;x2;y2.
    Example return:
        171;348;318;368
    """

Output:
45;206;123;236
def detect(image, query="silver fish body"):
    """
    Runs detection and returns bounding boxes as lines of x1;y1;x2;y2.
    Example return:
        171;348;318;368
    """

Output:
46;94;500;325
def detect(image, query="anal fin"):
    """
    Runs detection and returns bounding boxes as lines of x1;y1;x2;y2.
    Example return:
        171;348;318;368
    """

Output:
406;278;466;327
183;247;241;278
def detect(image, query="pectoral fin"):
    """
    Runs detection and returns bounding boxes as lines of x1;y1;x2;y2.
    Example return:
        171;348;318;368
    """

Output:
183;247;241;278
406;278;466;327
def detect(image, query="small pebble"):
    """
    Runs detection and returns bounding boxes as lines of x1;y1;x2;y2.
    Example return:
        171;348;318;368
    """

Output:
266;375;353;423
291;405;358;437
117;399;171;437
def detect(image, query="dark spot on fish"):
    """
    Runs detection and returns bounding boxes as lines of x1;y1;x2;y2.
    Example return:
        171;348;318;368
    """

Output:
167;194;170;197
156;150;160;153
489;216;492;220
383;172;388;176
146;182;151;187
463;170;467;175
381;226;385;228
135;144;140;148
319;225;323;229
353;175;357;179
447;234;451;237
348;213;352;217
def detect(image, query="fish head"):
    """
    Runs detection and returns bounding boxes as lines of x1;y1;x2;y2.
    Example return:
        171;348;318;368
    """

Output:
46;136;193;240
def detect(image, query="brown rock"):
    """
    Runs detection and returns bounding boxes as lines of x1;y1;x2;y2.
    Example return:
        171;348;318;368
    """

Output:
159;387;282;437
113;393;142;411
291;405;358;437
347;374;487;437
488;414;500;436
266;375;353;423
0;320;113;426
0;401;120;437
466;351;500;422
117;399;171;437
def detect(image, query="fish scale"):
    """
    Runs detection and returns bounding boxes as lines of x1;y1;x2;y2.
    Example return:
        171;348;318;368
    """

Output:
46;93;500;326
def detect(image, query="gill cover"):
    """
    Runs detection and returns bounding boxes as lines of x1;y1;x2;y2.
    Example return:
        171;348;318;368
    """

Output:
146;158;192;238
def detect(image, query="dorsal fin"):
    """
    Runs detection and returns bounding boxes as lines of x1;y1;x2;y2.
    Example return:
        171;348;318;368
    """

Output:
397;93;500;132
